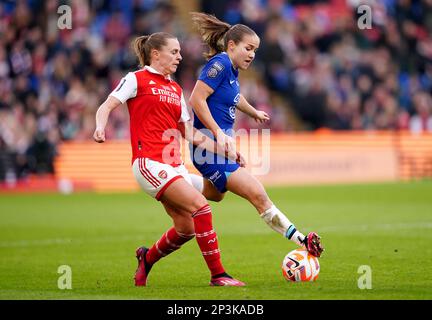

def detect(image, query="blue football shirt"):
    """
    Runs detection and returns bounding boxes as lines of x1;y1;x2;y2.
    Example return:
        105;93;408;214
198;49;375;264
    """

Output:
191;52;241;192
193;52;241;136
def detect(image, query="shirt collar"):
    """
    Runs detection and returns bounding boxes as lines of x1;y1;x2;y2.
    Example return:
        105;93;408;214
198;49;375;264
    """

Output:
221;52;239;75
144;65;171;80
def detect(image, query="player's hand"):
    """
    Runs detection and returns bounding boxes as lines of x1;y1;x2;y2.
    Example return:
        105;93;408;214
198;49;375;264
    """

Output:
93;128;106;143
217;132;236;155
236;151;246;167
254;110;270;124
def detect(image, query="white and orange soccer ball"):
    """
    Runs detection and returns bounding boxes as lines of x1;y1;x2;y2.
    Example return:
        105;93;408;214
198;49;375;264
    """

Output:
282;249;320;282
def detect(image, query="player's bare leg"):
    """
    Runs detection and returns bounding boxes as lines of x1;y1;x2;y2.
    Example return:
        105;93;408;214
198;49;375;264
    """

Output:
202;178;225;202
161;178;244;286
190;174;225;202
135;203;195;286
226;167;324;257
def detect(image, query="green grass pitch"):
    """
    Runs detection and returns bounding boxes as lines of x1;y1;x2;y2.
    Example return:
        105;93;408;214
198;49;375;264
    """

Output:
0;181;431;300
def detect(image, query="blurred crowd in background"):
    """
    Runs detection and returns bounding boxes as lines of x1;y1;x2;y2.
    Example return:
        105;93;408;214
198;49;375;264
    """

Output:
1;0;432;182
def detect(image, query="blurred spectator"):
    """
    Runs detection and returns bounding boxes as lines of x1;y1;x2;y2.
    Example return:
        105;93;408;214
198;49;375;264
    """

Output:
409;90;432;132
0;136;15;184
200;0;432;132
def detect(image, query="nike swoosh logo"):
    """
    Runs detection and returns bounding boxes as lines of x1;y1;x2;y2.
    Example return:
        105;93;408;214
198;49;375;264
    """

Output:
208;238;216;244
230;80;235;84
288;257;300;268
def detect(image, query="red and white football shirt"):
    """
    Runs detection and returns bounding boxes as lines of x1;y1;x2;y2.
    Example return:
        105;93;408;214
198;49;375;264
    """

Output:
110;66;190;166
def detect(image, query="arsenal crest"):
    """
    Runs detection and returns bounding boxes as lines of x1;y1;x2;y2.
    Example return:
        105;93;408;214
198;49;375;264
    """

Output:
158;170;168;179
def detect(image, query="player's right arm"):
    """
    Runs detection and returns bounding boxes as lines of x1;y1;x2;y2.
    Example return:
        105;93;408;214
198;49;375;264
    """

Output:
94;96;122;143
94;72;137;143
179;120;246;167
189;80;221;137
189;80;236;154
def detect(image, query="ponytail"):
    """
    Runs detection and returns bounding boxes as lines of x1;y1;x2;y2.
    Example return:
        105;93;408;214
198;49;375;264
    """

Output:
190;12;257;60
190;12;231;59
132;32;177;68
133;35;151;68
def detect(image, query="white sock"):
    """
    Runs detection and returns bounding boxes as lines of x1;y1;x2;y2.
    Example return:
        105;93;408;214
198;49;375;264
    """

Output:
260;205;305;246
189;174;204;194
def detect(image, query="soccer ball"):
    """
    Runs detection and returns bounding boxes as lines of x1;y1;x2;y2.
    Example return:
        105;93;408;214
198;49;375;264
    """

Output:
282;249;320;282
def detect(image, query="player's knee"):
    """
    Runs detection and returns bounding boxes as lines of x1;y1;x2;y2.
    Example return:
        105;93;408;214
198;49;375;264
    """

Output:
188;194;209;215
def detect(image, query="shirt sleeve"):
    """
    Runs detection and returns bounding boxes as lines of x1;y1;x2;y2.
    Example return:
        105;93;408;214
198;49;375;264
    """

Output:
109;72;137;104
179;93;191;123
198;56;229;91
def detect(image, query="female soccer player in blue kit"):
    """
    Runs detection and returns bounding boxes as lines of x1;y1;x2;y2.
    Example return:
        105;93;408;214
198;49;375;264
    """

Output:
188;12;324;257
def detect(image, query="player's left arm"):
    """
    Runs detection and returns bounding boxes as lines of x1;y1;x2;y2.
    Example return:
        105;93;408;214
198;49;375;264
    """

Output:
237;94;270;124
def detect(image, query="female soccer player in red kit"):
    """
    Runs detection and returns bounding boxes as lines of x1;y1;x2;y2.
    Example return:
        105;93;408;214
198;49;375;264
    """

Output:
93;32;245;286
